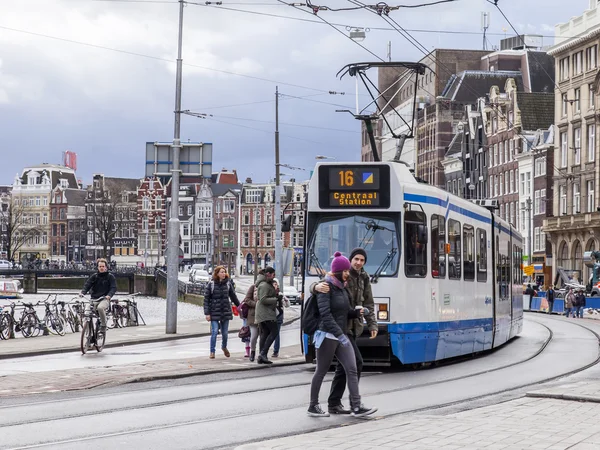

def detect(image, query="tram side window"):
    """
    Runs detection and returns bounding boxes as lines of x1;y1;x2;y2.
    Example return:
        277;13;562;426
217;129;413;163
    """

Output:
477;229;487;282
463;225;475;281
431;214;446;278
404;210;428;278
448;219;461;280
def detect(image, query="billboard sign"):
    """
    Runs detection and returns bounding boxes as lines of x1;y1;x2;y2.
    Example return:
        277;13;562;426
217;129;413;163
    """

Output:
145;142;213;178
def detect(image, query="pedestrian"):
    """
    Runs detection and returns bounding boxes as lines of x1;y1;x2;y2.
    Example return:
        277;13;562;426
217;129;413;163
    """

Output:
243;273;260;362
575;289;586;318
272;278;290;358
564;288;575;318
255;266;280;365
203;265;240;359
547;285;555;314
308;251;377;418
311;247;378;414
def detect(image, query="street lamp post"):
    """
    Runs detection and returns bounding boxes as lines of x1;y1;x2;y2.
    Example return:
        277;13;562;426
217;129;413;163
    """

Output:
274;87;283;279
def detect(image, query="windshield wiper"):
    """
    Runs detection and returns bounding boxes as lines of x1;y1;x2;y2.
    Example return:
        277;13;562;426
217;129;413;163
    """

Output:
371;247;397;284
309;249;326;279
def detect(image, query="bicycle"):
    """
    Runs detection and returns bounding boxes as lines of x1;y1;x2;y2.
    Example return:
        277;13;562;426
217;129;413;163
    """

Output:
58;300;80;333
80;297;106;354
16;301;45;338
42;295;66;336
0;303;15;340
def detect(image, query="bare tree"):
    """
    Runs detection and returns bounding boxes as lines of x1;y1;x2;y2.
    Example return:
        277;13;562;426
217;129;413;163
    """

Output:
88;178;137;261
0;200;43;262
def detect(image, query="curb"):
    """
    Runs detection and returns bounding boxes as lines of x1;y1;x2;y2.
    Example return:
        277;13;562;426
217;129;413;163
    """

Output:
526;392;600;403
122;357;307;386
0;316;301;360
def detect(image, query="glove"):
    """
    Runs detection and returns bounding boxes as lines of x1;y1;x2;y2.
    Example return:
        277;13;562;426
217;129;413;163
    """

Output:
339;335;350;347
277;294;284;301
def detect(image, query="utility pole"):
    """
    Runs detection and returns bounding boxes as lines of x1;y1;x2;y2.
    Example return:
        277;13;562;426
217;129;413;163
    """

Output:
526;197;532;265
166;0;184;334
274;86;283;279
289;179;295;287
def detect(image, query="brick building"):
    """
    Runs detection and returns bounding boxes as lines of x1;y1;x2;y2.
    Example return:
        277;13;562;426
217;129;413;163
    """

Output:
137;178;167;267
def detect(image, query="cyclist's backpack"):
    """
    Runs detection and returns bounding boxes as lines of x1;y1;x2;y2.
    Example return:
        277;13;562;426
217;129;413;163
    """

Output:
302;294;320;335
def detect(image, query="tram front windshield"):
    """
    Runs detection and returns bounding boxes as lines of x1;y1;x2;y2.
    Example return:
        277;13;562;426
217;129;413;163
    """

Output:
307;213;400;277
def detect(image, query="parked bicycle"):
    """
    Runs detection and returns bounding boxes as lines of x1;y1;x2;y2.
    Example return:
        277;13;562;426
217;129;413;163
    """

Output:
58;300;80;333
0;302;16;340
42;295;66;336
15;301;45;338
80;296;106;354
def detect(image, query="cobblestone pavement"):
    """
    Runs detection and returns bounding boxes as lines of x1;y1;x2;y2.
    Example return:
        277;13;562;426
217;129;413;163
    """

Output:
0;347;305;397
236;390;600;450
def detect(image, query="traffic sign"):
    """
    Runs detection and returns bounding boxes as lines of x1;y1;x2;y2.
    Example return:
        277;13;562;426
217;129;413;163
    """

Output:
523;265;534;276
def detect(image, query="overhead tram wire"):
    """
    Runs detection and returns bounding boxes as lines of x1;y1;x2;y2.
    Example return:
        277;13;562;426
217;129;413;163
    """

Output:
186;92;344;112
0;24;331;94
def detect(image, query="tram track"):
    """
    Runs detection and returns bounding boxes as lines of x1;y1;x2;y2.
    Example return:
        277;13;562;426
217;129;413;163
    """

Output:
4;316;598;450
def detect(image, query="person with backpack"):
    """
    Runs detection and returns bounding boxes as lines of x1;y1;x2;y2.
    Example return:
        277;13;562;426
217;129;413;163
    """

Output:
204;265;240;359
255;266;281;365
308;251;377;418
272;278;290;358
310;247;377;415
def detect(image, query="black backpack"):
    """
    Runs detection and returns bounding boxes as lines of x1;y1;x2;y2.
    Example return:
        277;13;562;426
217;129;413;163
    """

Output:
302;294;320;335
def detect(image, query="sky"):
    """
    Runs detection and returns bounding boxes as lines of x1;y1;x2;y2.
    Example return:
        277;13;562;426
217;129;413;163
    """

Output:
0;0;591;186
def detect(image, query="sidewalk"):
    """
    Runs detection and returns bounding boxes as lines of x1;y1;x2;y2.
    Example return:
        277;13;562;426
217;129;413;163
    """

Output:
0;307;300;359
236;382;600;450
0;346;305;398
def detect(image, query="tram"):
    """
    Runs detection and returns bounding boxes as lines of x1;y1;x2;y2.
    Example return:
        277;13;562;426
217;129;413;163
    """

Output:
301;161;523;366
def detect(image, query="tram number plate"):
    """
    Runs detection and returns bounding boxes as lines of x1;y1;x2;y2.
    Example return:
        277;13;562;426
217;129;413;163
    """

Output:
329;192;380;207
319;165;391;209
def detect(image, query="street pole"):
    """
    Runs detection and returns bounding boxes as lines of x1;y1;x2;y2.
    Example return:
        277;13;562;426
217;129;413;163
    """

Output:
274;86;283;279
236;189;241;278
166;0;184;334
527;197;532;264
253;224;258;282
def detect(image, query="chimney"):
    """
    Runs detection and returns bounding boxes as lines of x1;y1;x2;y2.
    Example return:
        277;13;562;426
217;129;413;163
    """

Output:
245;177;252;184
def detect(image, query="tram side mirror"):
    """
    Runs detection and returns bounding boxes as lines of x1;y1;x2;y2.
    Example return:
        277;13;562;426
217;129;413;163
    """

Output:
417;225;428;244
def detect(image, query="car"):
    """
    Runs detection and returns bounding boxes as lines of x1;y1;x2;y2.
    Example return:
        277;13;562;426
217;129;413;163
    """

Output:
0;260;11;270
283;285;300;305
192;269;211;284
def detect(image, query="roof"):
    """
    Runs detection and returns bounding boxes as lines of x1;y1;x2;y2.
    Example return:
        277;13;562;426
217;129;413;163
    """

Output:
19;164;78;189
103;177;140;193
527;52;555;94
212;170;239;184
446;130;464;157
0;186;11;195
211;183;242;197
442;71;524;102
64;189;86;206
518;92;555;131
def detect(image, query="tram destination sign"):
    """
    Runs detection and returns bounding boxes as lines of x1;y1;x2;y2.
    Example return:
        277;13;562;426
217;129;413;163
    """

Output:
319;165;391;209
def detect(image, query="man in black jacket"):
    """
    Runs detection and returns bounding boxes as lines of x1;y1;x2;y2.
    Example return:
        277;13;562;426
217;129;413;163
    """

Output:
80;258;117;333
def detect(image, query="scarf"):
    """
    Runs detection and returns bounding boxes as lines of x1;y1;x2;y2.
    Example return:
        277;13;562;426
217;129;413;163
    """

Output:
324;273;346;290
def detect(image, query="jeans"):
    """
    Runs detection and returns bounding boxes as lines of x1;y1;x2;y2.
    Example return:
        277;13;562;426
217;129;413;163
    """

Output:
210;320;230;354
90;298;109;328
258;320;279;357
576;306;584;318
564;307;573;317
310;336;361;410
328;333;363;407
547;300;554;314
249;324;259;352
273;321;283;354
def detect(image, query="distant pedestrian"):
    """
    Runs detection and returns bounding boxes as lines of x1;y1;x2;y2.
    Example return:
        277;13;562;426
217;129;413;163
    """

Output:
243;270;263;362
308;251;377;418
546;286;555;314
203;266;240;359
564;288;575;318
575;289;586;318
255;266;280;365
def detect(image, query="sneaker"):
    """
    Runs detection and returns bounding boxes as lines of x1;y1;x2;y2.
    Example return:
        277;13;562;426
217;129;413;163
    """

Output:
328;404;351;415
209;353;215;359
307;405;330;417
222;348;230;358
351;405;377;417
272;352;279;358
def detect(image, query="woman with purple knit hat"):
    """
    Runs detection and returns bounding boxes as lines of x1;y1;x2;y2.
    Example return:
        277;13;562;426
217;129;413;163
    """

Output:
307;251;378;418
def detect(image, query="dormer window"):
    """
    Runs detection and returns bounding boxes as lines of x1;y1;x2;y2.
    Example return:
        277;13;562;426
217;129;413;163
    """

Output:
122;193;128;203
60;179;69;188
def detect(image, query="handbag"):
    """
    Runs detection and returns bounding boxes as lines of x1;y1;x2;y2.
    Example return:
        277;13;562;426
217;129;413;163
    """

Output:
238;325;250;339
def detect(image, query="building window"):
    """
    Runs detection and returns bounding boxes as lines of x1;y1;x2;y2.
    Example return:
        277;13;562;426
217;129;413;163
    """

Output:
560;185;567;215
87;231;94;245
224;200;235;213
560;57;569;81
510;170;515;193
499;174;503;196
520;173;525;195
155;217;162;230
187;205;192;215
178;206;183;216
540;189;546;215
183;224;189;236
535;157;546;177
589;124;596;162
255;232;260;247
575;88;581;113
534;190;540;215
155;197;162;210
505;173;509;194
509;139;514;160
590;84;596;109
493;144;498;166
245;189;261;204
573;183;581;214
142;196;150;210
574;51;583;75
244;212;250;225
588;181;596;212
243;232;249;247
562;93;568;116
534;227;541;252
575;127;582;164
266;232;272;247
561;132;568;167
587;45;597;71
184;241;189;254
142;217;148;231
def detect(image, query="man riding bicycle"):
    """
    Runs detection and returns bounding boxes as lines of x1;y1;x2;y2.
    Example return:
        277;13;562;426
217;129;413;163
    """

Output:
79;258;117;334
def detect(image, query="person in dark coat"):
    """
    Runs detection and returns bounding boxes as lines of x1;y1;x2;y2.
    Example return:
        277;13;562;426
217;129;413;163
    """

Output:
255;267;280;365
204;265;240;359
546;286;555;314
79;258;117;333
307;252;377;418
575;289;586;318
